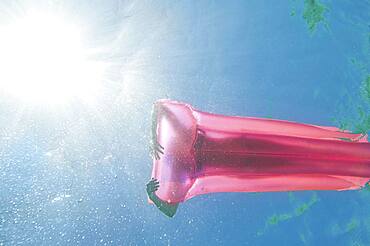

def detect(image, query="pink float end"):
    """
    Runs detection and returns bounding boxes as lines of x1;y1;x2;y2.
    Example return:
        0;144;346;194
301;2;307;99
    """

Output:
150;100;370;204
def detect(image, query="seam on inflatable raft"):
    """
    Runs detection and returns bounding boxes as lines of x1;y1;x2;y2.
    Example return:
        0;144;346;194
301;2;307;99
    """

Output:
199;150;370;162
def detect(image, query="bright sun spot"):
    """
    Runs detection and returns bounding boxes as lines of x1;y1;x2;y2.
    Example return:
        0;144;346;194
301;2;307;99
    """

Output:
0;12;105;104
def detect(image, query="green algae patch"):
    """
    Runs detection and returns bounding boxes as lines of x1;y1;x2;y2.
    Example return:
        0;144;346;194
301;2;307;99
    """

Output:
258;193;319;236
354;108;370;136
268;213;293;225
329;217;361;238
334;74;370;138
361;75;370;103
345;218;360;233
334;32;370;137
303;0;328;33
294;193;318;216
365;182;370;192
289;0;329;34
350;58;368;72
358;183;370;202
353;74;370;135
289;0;297;15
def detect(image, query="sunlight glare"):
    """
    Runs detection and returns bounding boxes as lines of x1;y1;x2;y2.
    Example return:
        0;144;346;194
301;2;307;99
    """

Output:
0;12;105;104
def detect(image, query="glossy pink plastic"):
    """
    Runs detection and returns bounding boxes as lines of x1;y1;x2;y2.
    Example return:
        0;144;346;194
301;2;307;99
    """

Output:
150;100;370;204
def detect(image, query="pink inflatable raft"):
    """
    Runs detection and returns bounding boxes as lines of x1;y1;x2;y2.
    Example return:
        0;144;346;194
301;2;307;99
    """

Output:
150;99;370;204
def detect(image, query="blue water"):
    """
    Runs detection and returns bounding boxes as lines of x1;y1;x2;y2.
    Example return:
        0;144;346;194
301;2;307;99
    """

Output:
1;1;369;245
